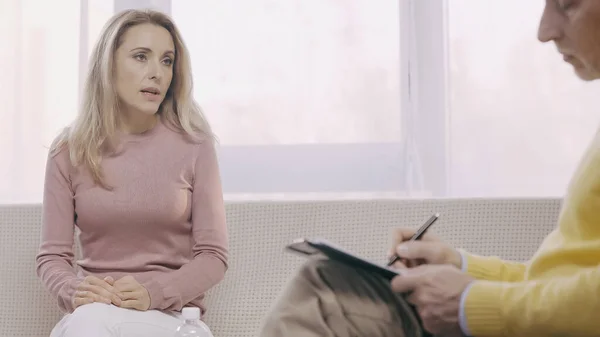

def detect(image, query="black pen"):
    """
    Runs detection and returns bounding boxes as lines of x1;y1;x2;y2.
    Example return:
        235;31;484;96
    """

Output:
386;213;439;267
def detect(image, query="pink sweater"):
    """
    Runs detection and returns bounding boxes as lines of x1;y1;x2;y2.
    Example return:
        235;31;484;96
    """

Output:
35;118;228;314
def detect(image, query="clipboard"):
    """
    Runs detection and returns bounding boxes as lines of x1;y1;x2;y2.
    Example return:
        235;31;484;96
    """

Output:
286;238;402;280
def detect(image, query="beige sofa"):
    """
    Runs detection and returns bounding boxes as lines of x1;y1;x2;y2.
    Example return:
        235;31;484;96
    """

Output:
0;198;561;337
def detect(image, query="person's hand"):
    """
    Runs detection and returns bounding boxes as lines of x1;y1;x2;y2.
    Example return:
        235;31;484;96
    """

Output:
113;275;151;311
390;264;474;336
73;276;122;309
389;228;462;269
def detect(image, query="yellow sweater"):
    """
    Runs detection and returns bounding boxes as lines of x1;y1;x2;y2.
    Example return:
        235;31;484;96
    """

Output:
463;131;600;337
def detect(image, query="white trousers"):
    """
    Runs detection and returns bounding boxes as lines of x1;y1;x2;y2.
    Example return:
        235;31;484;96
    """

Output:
49;303;214;337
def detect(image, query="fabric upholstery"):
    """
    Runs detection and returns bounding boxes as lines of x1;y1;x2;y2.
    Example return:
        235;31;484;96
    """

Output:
0;198;561;337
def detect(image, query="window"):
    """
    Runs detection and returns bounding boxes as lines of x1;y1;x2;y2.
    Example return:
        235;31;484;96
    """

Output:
447;0;600;197
171;0;414;199
2;0;440;204
0;0;81;203
3;0;594;204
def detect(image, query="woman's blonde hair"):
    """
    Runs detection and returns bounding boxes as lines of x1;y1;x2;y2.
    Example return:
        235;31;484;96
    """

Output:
51;9;213;188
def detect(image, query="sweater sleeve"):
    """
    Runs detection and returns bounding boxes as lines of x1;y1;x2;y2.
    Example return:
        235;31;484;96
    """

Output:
142;139;228;311
464;266;600;336
459;249;527;282
35;149;82;313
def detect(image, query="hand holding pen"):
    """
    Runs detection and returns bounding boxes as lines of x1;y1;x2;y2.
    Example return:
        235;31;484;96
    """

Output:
387;214;464;270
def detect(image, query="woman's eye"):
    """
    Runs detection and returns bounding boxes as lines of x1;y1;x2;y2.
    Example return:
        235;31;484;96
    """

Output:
162;58;173;66
134;54;147;61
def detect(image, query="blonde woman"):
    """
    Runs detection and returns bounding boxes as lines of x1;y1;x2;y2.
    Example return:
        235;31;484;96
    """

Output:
35;9;227;337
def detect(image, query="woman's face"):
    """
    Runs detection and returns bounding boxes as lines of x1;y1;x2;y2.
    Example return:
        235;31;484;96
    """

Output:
114;23;175;118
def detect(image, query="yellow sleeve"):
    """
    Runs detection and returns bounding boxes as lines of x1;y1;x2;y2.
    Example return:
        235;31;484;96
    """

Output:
459;249;527;282
464;266;600;337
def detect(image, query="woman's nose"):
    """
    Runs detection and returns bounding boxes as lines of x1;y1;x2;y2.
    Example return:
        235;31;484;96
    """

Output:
147;59;162;81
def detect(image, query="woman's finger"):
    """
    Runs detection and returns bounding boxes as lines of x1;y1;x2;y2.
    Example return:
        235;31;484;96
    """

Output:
79;284;115;301
85;275;118;294
80;290;111;304
118;290;143;301
72;290;107;309
73;296;94;309
79;276;120;301
114;280;140;293
120;299;142;310
82;285;117;304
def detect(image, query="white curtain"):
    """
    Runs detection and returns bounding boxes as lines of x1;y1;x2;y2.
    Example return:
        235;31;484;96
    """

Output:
447;0;600;197
0;0;113;204
1;0;599;204
1;0;80;203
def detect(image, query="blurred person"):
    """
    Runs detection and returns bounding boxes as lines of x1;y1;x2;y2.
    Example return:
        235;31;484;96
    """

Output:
36;9;227;337
259;1;600;336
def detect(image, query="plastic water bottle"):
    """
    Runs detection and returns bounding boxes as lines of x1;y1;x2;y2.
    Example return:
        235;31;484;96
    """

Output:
174;307;212;337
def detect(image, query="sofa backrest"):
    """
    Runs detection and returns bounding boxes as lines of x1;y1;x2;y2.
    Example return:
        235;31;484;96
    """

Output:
0;198;561;337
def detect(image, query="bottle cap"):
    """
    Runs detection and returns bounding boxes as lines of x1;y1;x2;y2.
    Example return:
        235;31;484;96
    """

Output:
182;307;201;320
